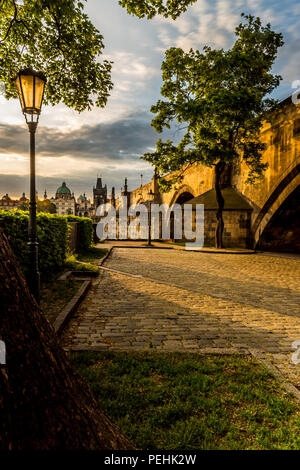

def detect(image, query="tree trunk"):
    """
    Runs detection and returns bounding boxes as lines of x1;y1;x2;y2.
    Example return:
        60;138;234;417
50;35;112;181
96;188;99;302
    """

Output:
214;161;226;248
0;227;135;450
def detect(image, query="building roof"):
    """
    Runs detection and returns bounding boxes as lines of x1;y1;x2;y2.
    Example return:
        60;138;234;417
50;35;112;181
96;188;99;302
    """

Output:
185;187;253;210
56;181;71;195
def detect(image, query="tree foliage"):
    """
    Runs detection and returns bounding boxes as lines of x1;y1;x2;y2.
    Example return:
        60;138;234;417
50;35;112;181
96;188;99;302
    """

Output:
118;0;197;19
143;14;284;190
0;0;113;111
0;209;69;275
0;0;196;112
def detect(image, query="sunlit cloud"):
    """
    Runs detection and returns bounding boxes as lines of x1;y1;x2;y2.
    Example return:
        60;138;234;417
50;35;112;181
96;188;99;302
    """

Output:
0;0;299;197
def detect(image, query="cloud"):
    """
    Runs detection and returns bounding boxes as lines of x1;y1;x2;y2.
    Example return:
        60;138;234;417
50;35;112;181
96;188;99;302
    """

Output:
107;51;158;80
0;111;161;162
153;0;238;50
0;110;165;198
1;0;300;199
153;0;300;53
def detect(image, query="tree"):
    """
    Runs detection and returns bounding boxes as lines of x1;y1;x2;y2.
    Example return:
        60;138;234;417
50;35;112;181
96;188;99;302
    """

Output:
0;0;112;111
37;199;56;213
0;0;196;111
0;227;135;449
143;14;284;248
19;201;29;211
0;0;199;449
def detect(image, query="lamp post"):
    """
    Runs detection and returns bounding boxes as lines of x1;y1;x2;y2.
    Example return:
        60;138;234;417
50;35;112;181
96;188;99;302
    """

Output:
15;68;47;303
147;189;155;246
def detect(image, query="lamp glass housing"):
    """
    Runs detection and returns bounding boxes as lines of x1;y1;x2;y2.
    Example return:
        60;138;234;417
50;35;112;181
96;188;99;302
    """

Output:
15;69;47;115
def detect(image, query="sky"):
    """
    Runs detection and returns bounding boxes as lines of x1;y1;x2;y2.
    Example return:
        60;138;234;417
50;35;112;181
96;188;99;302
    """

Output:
1;0;300;200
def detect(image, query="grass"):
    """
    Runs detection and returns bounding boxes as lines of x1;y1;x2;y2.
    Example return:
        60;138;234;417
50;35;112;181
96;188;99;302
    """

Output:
70;351;300;450
65;247;108;273
40;247;107;322
77;246;108;264
40;278;83;324
65;254;100;273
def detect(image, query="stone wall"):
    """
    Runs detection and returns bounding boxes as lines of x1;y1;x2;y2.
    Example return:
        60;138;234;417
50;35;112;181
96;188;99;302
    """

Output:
205;210;252;248
182;209;252;248
68;222;80;252
232;98;300;242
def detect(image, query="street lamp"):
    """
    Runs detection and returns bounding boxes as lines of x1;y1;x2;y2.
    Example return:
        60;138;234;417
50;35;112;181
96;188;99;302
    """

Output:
15;68;47;303
147;189;155;246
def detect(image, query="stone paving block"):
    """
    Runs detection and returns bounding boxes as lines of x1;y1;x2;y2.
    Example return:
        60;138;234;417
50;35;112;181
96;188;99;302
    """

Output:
61;248;300;389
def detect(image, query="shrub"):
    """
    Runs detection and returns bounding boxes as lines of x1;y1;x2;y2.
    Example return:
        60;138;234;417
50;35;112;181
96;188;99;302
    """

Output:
0;210;69;275
66;215;93;250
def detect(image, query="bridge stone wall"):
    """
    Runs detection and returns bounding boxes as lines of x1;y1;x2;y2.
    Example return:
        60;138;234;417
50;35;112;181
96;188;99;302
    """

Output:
232;97;300;243
117;97;299;250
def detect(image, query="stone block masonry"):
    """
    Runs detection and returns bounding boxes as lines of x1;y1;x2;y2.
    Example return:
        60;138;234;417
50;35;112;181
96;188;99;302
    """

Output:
61;247;300;390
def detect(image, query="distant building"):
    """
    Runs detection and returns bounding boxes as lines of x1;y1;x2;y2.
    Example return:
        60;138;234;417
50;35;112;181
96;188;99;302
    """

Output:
109;187;116;208
0;176;117;219
93;177;107;208
76;193;94;218
19;192;28;203
51;182;76;215
0;194;19;210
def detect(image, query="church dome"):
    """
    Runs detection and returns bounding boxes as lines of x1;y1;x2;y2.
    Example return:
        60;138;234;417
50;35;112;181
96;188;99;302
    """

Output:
56;181;71;195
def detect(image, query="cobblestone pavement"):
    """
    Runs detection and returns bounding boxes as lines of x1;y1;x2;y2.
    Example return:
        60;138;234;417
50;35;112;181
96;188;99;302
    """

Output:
61;248;300;388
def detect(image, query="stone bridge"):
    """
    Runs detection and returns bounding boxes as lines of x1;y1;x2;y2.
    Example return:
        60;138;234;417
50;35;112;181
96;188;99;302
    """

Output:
120;96;300;251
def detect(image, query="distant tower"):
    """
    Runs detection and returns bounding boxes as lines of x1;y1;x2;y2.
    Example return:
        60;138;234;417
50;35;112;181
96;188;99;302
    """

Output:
44;189;47;200
111;187;116;207
153;167;159;196
122;177;128;196
93;176;107;208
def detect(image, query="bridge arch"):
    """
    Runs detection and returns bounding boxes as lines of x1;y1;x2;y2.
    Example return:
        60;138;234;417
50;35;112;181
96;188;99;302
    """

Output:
258;185;300;252
253;163;300;246
169;185;196;207
135;198;144;205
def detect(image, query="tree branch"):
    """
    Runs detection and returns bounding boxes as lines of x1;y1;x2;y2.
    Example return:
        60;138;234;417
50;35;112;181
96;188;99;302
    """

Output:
0;0;18;43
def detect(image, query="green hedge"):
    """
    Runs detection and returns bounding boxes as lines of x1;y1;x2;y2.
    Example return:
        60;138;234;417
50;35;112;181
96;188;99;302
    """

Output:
66;215;93;250
0;210;69;275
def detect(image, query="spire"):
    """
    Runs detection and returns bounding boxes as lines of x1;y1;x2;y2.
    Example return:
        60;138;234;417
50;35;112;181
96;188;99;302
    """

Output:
153;166;160;196
96;176;103;189
44;189;47;199
111;187;116;207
